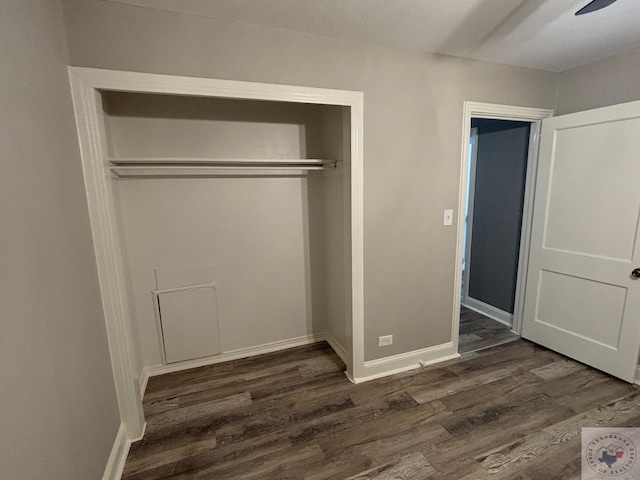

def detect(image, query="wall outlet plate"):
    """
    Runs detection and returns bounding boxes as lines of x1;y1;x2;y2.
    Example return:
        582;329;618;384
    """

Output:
378;335;393;347
443;209;454;226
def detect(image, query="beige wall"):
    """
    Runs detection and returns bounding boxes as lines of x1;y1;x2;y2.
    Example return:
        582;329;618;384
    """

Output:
115;176;328;365
315;106;353;358
0;1;120;479
63;0;559;361
557;47;640;115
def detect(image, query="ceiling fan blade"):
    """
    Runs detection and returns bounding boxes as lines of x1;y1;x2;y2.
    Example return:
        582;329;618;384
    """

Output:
575;0;618;15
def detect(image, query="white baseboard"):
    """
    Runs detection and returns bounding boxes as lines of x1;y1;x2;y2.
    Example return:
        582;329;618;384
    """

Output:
464;297;513;328
635;366;640;386
139;372;149;398
354;342;459;383
102;423;131;480
142;332;329;380
324;333;348;364
140;333;458;392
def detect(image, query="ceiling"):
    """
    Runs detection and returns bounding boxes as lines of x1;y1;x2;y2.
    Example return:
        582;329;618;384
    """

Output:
106;0;640;72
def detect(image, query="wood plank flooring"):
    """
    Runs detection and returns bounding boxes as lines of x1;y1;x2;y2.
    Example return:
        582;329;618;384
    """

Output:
123;340;640;479
459;306;519;353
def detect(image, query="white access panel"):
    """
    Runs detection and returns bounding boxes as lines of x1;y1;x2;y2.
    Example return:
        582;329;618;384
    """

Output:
522;100;640;382
156;285;220;364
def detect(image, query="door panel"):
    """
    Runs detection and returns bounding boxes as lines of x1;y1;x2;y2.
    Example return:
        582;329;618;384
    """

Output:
543;119;640;261
523;101;640;382
537;270;626;349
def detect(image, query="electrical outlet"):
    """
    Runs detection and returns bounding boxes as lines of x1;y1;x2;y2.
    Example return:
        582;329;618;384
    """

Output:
378;335;393;347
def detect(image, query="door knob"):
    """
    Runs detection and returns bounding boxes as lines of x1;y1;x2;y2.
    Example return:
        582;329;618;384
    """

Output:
633;268;640;278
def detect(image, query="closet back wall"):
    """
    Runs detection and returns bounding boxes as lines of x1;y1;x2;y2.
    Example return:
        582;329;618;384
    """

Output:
117;178;315;366
104;92;348;368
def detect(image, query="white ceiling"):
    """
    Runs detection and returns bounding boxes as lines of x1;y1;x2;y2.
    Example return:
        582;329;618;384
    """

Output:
106;0;640;72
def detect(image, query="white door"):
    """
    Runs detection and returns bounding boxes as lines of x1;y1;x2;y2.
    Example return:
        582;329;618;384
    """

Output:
522;100;640;382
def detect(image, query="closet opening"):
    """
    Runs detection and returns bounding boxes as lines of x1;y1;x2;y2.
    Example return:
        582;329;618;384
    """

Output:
101;90;354;374
68;68;364;438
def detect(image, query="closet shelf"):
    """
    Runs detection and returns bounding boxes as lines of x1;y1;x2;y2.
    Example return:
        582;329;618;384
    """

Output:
109;157;338;178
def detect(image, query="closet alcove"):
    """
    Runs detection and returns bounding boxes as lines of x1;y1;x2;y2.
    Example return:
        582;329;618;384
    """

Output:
69;68;363;435
101;89;353;372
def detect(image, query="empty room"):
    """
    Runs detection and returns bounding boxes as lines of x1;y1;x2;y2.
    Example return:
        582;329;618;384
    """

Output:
3;1;640;479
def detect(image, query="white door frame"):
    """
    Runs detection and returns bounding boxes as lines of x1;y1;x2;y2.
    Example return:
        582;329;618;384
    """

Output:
452;102;553;353
68;67;365;439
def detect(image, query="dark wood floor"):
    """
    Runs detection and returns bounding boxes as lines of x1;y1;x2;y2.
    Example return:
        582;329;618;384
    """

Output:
459;306;519;354
123;341;640;479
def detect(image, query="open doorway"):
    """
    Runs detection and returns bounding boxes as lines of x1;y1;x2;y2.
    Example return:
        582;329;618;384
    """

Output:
453;102;553;355
459;118;532;353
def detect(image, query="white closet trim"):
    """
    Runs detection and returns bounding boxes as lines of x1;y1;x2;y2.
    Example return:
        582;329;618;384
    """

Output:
68;67;365;439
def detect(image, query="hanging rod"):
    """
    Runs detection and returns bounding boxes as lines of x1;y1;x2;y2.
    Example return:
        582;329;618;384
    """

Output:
110;157;337;167
109;157;339;178
110;165;329;178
